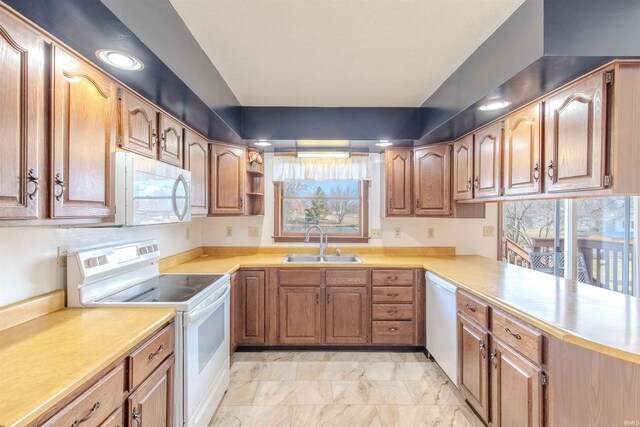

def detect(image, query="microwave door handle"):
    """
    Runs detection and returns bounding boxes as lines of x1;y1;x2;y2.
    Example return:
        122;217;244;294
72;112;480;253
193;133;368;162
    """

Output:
172;174;190;222
188;283;230;325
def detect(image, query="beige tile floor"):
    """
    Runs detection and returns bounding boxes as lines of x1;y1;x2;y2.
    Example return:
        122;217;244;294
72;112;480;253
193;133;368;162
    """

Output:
210;351;483;427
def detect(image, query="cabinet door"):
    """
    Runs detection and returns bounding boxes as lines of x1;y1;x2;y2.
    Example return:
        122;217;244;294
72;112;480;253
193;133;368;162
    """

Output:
278;287;322;344
230;272;238;353
490;339;543;427
473;121;502;199
51;47;116;218
458;315;489;422
210;144;245;215
185;130;209;216
0;10;42;220
504;103;542;196
385;148;413;216
453;135;474;200
545;71;607;193
238;270;265;344
119;90;158;158
325;287;368;344
128;355;174;427
414;143;451;216
158;113;183;167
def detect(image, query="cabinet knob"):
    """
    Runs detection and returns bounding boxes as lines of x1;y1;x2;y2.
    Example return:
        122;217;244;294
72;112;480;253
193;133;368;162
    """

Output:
27;169;40;200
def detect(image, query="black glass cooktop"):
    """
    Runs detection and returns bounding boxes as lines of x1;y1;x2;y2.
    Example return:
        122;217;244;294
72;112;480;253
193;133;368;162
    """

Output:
98;274;225;303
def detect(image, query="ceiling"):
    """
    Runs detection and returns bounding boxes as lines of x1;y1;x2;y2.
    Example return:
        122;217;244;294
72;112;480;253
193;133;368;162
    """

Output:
169;0;525;108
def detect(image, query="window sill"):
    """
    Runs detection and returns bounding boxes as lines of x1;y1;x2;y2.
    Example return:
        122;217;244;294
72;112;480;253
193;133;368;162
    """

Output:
273;236;370;244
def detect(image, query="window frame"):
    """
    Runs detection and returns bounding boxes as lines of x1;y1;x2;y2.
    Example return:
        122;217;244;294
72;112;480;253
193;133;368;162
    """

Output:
273;180;369;243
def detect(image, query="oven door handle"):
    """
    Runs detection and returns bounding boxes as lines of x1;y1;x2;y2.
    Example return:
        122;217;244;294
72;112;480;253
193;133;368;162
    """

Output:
188;282;230;325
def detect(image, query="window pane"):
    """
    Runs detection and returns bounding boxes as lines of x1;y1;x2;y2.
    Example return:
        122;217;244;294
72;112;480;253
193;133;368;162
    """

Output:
283;180;360;198
282;199;361;234
575;197;634;294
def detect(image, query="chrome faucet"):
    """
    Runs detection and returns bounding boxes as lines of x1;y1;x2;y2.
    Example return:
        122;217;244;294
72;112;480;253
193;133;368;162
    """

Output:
304;225;328;257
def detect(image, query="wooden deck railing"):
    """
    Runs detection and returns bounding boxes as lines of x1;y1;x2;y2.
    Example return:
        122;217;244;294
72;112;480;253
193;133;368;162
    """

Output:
504;238;531;268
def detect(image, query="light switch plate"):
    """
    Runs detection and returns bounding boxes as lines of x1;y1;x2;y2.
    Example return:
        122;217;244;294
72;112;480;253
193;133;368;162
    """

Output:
394;228;401;238
483;226;495;237
248;226;259;237
371;228;382;239
57;247;69;268
427;228;434;238
225;226;233;237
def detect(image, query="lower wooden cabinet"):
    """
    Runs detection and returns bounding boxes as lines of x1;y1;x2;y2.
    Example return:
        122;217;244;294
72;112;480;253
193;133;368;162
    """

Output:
128;355;174;427
278;286;322;344
325;287;368;344
238;270;265;344
458;314;490;421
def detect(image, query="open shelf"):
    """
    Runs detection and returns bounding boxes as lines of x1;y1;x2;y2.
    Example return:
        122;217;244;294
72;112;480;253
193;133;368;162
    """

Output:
246;150;265;216
247;169;264;176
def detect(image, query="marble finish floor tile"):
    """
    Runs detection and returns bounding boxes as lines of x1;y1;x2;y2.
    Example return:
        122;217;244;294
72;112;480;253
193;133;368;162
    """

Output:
332;380;413;405
376;405;484;427
291;405;380;427
229;361;297;381
209;405;292;426
220;381;259;406
296;362;366;380
328;351;393;362
389;352;430;362
233;351;336;362
403;380;467;405
253;380;333;405
363;361;438;381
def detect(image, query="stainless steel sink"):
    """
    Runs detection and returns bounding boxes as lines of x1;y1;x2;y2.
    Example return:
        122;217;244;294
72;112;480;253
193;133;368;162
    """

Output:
282;254;362;264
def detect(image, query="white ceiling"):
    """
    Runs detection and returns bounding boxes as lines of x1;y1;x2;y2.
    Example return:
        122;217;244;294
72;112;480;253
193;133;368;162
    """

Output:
170;0;525;107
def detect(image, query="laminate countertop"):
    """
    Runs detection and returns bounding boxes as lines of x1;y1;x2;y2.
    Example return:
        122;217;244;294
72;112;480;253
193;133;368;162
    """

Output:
163;252;640;365
0;307;175;427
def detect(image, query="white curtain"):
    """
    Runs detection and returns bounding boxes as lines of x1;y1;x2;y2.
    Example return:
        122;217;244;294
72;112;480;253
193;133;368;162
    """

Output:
272;155;372;181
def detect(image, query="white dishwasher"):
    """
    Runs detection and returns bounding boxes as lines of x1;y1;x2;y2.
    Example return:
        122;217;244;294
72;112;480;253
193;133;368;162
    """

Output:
426;272;458;385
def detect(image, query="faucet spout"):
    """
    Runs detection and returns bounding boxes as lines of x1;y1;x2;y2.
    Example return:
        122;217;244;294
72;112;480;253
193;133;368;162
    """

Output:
304;225;328;256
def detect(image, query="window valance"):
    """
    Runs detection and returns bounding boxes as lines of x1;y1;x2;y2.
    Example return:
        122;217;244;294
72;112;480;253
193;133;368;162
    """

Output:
272;155;372;181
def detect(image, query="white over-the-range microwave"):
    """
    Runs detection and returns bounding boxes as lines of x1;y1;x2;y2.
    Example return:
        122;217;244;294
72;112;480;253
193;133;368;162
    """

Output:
114;151;192;226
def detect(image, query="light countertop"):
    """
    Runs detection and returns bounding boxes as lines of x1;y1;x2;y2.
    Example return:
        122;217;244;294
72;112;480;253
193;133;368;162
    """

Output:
0;307;175;427
163;251;640;365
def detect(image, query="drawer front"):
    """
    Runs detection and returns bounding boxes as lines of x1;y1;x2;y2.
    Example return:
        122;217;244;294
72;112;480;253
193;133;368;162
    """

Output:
372;270;414;286
99;406;124;427
372;304;413;321
372;321;413;344
325;269;368;286
372;286;413;303
43;364;125;427
457;291;489;328
279;269;322;286
492;310;543;364
129;324;175;389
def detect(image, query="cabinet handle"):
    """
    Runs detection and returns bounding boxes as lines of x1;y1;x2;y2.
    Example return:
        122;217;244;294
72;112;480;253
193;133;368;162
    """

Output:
473;176;479;190
54;173;65;201
504;327;522;340
151;130;158;147
479;340;486;358
389;198;393;209
465;303;477;313
27;169;39;200
547;161;554;179
386;276;398;281
239;197;243;209
466;178;471;191
71;401;100;427
160;131;166;149
132;407;142;426
316;293;319;304
327;293;330;304
387;293;399;297
490;349;498;368
388;327;398;332
148;344;164;360
532;162;540;182
415;198;419;208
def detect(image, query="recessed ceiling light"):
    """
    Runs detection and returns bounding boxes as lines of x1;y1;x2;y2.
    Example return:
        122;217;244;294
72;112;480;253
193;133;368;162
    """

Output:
297;151;350;158
376;140;393;147
96;49;144;71
478;100;511;112
254;140;272;147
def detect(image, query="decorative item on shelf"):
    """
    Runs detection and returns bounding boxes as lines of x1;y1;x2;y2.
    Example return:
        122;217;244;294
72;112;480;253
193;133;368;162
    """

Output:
248;151;263;171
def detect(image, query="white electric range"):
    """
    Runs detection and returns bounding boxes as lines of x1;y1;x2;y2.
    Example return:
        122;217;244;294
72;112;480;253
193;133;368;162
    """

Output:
66;239;230;427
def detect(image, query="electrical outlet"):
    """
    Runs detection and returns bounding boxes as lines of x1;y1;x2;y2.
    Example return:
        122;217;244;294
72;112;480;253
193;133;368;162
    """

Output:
394;228;401;238
371;228;382;239
248;226;259;237
57;247;69;268
225;226;233;237
427;228;434;238
483;226;495;237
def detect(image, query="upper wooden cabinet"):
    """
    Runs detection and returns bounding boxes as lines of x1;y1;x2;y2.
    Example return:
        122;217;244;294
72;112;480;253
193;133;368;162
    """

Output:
0;9;42;220
51;47;116;219
210;143;245;215
504;103;542;196
158;113;184;167
414;143;451;216
453;135;474;201
185;130;209;217
545;70;608;193
119;90;158;158
473;121;502;199
384;148;413;216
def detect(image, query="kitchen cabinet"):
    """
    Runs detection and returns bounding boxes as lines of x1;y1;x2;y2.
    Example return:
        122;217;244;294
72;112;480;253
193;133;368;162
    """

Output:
278;286;322;344
185;130;210;217
458;314;489;422
127;355;174;427
210;143;245;215
325;287;368;344
473;121;502;199
545;70;608;193
0;9;42;220
504;103;542;196
238;270;265;344
119;89;158;158
453;135;474;201
371;269;416;345
51;46;116;219
158;113;184;167
413;143;451;216
490;338;543;427
230;272;238;354
384;148;413;216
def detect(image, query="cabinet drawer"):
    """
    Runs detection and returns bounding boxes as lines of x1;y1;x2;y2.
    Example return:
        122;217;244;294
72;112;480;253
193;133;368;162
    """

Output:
325;269;368;286
372;321;413;344
372;270;414;286
43;364;125;427
492;309;543;364
372;304;413;320
129;324;174;389
279;269;322;286
372;286;413;303
457;290;489;328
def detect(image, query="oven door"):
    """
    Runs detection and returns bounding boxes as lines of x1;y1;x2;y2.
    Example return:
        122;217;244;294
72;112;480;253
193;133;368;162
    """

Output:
183;280;230;426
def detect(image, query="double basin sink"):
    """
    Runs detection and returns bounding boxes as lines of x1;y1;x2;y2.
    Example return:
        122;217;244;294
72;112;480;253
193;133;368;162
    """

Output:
282;254;362;264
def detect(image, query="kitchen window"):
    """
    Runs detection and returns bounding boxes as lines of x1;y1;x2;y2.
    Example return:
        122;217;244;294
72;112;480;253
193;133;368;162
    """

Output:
274;179;369;242
501;196;638;296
